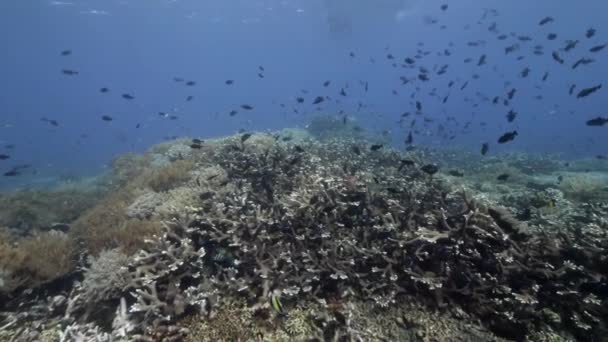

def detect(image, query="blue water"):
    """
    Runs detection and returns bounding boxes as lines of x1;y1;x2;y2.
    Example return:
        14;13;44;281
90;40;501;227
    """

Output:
0;0;606;189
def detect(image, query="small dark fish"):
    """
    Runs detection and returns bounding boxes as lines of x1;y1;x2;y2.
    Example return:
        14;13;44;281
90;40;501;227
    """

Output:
498;131;518;143
440;4;448;11
99;87;109;93
448;170;464;177
506;110;517;122
404;57;415;64
241;133;252;143
370;144;383;151
259;65;265;72
225;80;234;85
477;54;486;66
542;72;549;81
323;80;331;87
136;123;141;128
289;155;302;166
416;101;422;111
122;94;135;100
41;118;59;126
101;115;113;121
3;170;19;176
586;28;596;39
386;54;395;60
420;164;439;175
192;138;203;144
294;145;304;153
552;51;564;64
589;44;606;53
186;81;196;86
586;117;608;126
398;159;415;171
577;84;602;98
572;57;594;69
496;173;510;181
190;143;202;149
460;81;469;90
229;110;238;116
507;88;516;100
258;73;264;78
418;73;429;81
539;16;554;26
0;154;9;160
61;69;79;75
497;35;507;40
60;50;71;56
186;95;193;101
520;67;530;78
352;145;361;155
405;131;413;144
241;104;254;110
313;96;324;105
349;52;356;58
597;155;608;160
481;142;489;156
505;44;519;54
173;77;184;82
296;97;304;103
564;40;578;52
547;33;557;40
340;88;347;96
569;84;576;95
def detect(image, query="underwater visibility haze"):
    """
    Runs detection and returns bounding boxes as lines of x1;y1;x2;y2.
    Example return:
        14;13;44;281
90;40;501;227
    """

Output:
0;0;608;341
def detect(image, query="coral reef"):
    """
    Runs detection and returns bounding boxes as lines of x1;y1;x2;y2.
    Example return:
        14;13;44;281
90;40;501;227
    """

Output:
1;132;607;341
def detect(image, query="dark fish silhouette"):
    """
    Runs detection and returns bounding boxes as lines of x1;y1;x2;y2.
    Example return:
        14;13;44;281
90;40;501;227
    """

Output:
586;28;596;39
313;96;324;104
122;94;135;100
0;154;9;160
477;54;486;66
173;77;184;82
440;4;448;11
100;87;109;93
577;84;602;98
508;88;516;100
241;104;254;110
481;143;489;156
60;50;71;56
370;144;383;151
506;110;517;122
61;69;79;75
589;44;606;53
539;16;554;25
41;118;59;126
569;85;576;95
420;164;439;175
225;80;234;85
542;72;549;81
405;131;413;144
552;51;564;64
296;97;304;103
186;81;196;86
340;88;347;96
498;131;518;143
520;67;530;78
586;117;608;126
229;110;238;116
323;80;331;87
497;173;510;181
547;33;557;40
564;40;578;52
186;96;193;101
101;115;113;121
572;57;594;69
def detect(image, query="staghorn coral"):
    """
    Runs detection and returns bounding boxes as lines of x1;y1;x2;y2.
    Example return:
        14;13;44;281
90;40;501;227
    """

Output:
0;133;607;341
80;248;131;304
126;190;165;219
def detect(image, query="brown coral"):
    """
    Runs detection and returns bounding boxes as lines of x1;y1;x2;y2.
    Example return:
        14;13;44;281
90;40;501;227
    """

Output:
145;160;195;192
